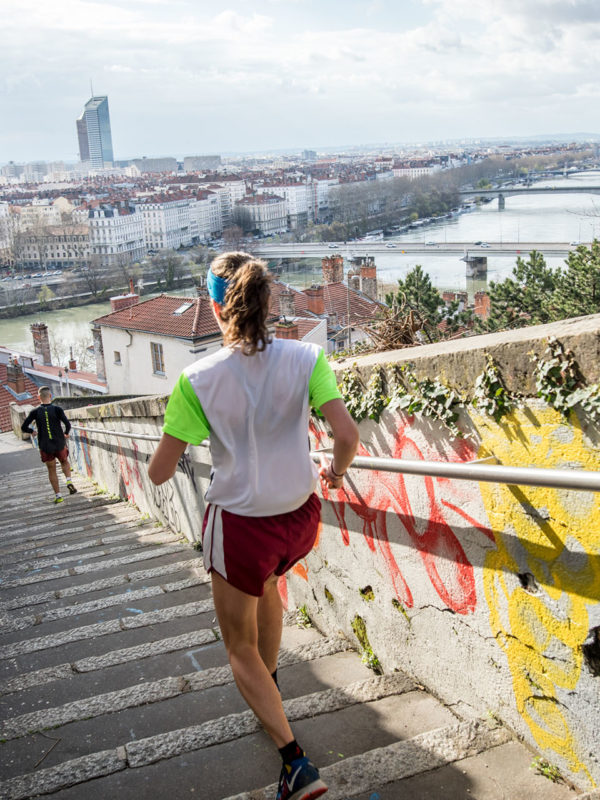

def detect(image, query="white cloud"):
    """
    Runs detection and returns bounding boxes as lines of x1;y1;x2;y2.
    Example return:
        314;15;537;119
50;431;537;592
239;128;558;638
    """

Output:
1;0;600;160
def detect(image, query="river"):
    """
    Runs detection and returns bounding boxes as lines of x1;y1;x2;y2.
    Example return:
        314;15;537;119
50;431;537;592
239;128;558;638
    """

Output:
1;171;599;360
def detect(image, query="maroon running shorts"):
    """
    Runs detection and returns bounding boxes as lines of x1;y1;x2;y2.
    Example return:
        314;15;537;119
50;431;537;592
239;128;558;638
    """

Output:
201;492;322;597
41;447;69;464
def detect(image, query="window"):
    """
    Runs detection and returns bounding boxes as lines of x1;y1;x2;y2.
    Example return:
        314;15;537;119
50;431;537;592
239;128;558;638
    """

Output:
151;341;165;374
114;350;121;364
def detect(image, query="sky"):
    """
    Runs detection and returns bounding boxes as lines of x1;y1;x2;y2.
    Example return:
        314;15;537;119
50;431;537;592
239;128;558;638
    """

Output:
2;0;600;163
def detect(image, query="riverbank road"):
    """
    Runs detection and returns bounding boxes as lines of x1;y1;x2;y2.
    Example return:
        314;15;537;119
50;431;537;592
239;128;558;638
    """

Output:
0;433;590;799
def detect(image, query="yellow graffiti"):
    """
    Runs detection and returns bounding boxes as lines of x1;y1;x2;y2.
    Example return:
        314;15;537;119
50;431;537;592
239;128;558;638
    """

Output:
478;404;600;784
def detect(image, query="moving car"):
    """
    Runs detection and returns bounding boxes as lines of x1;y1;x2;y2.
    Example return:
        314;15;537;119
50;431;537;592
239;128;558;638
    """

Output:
480;242;491;248
328;244;339;249
385;243;397;248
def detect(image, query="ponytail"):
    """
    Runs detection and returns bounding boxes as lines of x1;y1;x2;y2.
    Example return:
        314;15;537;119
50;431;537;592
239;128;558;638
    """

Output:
210;252;272;356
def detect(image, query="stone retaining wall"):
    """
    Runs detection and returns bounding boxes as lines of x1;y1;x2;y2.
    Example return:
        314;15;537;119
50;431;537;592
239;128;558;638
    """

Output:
60;314;600;791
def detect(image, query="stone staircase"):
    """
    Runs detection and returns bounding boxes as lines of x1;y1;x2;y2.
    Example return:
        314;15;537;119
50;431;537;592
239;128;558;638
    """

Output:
0;463;588;800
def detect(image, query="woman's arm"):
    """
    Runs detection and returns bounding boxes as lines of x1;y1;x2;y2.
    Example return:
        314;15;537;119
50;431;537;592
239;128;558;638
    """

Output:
318;398;360;489
148;433;189;485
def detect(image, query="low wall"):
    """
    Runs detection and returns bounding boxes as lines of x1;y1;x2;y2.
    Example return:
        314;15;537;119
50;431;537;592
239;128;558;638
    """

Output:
63;314;600;791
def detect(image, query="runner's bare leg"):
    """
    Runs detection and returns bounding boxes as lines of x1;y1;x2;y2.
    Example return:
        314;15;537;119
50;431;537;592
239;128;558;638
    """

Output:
211;571;293;747
257;574;283;673
46;461;59;494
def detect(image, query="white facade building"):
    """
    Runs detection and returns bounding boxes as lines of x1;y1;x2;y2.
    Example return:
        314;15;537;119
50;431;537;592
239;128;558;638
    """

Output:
20;224;90;269
256;184;308;229
189;191;222;241
199;180;246;229
0;203;10;265
235;195;287;235
138;197;193;251
88;205;145;267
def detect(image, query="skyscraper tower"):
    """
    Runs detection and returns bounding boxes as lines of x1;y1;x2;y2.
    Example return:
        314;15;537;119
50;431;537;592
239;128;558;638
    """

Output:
76;95;114;168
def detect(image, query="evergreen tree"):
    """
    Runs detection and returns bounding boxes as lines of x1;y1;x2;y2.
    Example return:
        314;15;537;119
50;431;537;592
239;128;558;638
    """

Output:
552;240;600;319
481;250;558;332
385;264;473;341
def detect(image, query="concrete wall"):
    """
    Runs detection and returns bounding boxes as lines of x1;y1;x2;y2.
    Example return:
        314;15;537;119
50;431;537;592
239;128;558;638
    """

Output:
62;313;600;792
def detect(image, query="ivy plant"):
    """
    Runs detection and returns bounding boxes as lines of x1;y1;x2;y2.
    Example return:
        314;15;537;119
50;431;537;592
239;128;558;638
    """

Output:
531;337;600;422
363;367;389;422
472;353;513;423
339;368;368;422
388;363;463;438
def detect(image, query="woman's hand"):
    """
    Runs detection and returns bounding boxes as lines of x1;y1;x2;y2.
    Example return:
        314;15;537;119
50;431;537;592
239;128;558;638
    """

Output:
319;455;345;490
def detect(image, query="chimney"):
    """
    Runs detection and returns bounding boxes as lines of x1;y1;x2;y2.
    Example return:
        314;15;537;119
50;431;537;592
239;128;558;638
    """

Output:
129;277;135;295
279;286;296;318
349;274;360;292
30;322;52;366
474;291;490;320
304;284;324;315
456;291;468;310
322;255;344;284
274;319;299;340
359;256;377;300
442;291;456;305
6;361;26;395
92;324;106;382
110;292;140;312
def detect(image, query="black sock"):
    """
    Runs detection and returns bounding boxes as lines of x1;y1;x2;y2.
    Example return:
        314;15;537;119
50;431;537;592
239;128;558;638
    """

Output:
271;669;279;689
278;739;304;765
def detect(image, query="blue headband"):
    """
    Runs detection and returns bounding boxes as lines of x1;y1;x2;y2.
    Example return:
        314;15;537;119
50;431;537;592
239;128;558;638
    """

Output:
207;267;229;305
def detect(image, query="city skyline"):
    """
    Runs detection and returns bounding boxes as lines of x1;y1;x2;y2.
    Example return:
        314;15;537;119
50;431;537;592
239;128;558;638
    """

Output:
2;0;600;163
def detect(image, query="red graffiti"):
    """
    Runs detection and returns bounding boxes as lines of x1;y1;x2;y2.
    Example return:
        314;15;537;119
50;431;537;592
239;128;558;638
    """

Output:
117;439;143;502
277;575;288;610
322;425;489;615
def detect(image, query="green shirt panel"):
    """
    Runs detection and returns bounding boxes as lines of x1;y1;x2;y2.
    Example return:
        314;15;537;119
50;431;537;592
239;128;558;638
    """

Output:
163;372;210;445
309;349;342;410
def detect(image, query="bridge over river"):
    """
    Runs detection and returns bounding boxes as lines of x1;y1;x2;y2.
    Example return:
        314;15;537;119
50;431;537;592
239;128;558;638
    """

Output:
253;241;587;276
460;184;600;209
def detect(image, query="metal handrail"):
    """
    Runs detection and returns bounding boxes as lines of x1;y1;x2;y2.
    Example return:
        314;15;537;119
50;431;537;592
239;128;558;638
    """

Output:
71;424;600;493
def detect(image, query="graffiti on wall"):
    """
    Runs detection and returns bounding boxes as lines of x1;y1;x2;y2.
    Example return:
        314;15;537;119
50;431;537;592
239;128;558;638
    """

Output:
118;438;143;503
479;406;600;784
72;429;93;478
314;417;492;615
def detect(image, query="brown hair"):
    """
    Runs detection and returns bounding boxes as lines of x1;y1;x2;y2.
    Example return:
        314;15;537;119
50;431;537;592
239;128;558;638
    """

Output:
210;251;272;356
39;386;52;400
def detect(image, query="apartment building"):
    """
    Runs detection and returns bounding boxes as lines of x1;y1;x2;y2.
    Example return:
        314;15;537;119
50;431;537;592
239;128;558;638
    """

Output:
138;196;193;251
199;179;246;229
256;183;308;229
235;194;287;235
19;224;90;269
189;190;222;241
88;204;145;267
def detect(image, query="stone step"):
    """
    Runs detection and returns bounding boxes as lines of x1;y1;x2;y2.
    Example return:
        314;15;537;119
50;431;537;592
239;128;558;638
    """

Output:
0;460;581;800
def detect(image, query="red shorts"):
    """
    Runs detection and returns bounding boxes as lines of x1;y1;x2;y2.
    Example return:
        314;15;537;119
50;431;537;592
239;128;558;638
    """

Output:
201;493;322;597
41;447;69;464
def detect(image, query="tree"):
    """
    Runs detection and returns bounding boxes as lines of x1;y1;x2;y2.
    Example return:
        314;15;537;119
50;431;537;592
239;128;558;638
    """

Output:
481;251;558;332
222;225;246;250
80;255;109;298
37;284;55;310
386;264;475;342
386;265;444;342
552;240;600;319
151;251;183;290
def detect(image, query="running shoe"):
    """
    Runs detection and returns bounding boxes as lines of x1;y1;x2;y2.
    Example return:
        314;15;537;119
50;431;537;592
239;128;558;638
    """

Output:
53;496;64;504
67;482;78;495
276;756;328;800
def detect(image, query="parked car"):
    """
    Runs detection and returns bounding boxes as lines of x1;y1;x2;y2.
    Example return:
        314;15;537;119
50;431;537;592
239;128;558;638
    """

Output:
570;241;581;246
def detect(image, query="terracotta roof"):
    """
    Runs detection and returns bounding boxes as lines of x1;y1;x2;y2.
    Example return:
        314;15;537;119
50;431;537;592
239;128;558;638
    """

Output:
270;280;384;325
93;295;222;340
26;363;107;389
295;318;324;338
0;364;40;433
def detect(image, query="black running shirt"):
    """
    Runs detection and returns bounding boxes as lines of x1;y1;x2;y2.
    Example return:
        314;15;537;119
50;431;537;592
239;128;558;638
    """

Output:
21;404;71;453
